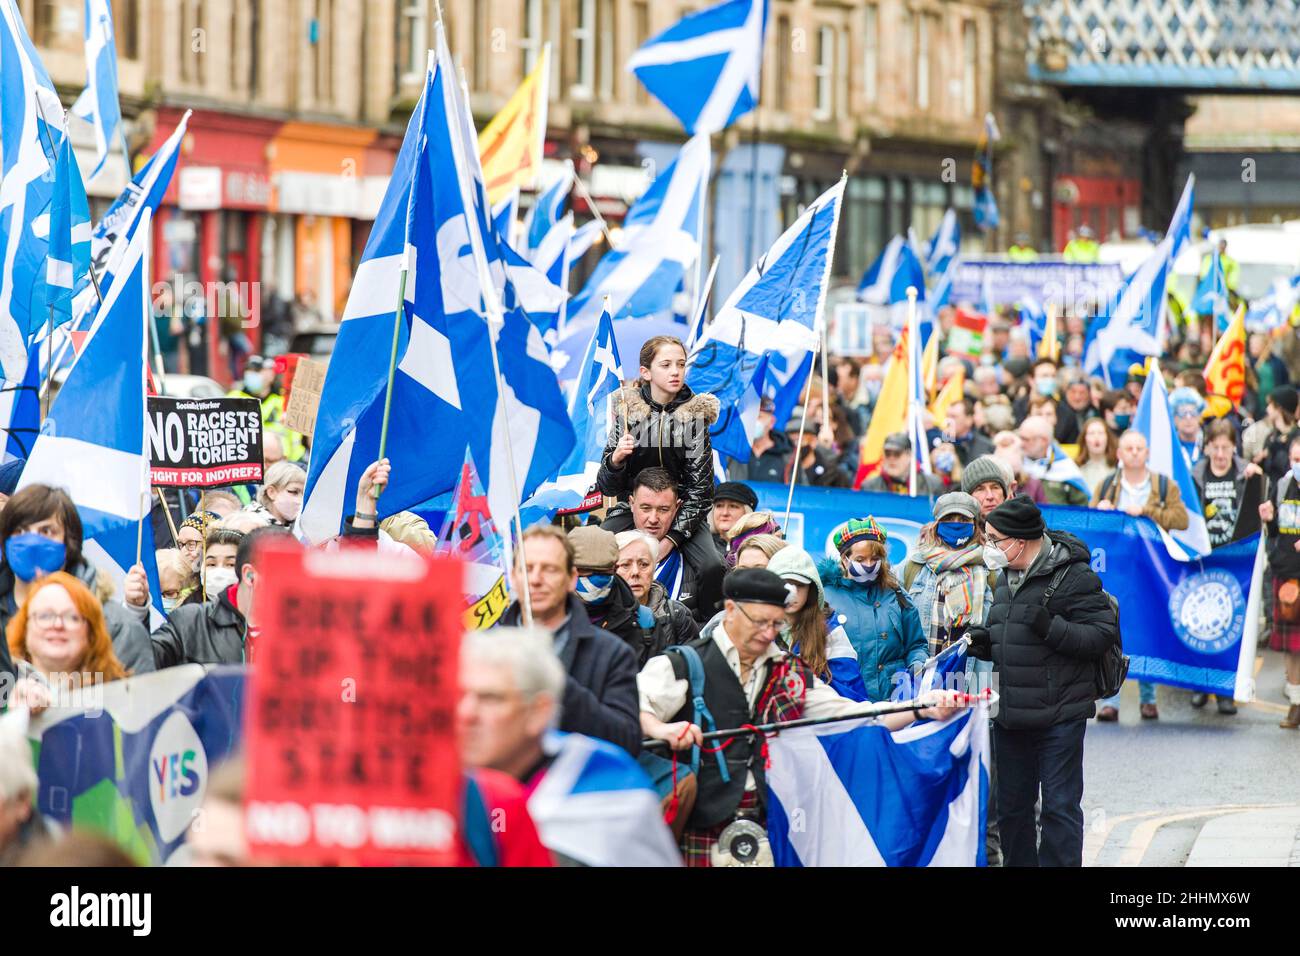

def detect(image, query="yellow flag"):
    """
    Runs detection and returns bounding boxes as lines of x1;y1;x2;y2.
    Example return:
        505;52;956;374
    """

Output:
1037;303;1059;362
856;330;910;485
1204;305;1247;418
920;328;939;398
929;367;965;425
478;45;550;206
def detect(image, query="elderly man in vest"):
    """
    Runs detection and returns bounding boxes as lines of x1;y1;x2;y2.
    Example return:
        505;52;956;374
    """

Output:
638;568;964;866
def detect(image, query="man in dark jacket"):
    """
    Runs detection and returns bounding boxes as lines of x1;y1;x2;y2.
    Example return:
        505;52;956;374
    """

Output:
625;468;724;624
152;527;293;667
500;525;640;755
968;495;1118;867
944;398;995;467
861;432;946;496
783;418;850;488
567;526;654;666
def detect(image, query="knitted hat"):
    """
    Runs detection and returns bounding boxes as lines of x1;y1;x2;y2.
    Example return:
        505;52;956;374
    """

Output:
1169;386;1206;417
0;459;25;496
832;517;887;554
567;526;619;573
961;455;1009;496
723;568;792;608
933;491;980;523
986;494;1046;541
1271;386;1299;418
180;510;220;536
713;481;758;510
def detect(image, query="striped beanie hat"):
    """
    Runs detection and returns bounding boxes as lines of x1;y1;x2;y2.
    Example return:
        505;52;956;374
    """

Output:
832;517;887;554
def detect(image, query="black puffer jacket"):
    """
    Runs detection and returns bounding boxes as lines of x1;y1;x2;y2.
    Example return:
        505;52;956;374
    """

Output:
968;530;1117;730
581;575;649;661
596;383;719;548
645;581;699;660
151;589;247;668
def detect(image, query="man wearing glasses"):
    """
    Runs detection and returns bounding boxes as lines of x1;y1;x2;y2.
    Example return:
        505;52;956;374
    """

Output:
968;495;1119;867
638;568;964;865
860;432;945;496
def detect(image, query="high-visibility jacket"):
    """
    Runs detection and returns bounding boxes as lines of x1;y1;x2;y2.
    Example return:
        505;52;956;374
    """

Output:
1199;252;1240;291
1062;238;1100;263
226;388;306;462
1008;244;1039;262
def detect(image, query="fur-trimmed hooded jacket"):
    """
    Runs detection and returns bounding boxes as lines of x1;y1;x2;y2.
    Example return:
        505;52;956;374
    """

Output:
597;382;719;546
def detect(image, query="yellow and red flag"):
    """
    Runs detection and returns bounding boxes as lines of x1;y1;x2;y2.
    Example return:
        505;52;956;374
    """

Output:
854;329;910;487
478;45;550;206
929;366;965;426
1037;302;1059;362
1203;305;1247;418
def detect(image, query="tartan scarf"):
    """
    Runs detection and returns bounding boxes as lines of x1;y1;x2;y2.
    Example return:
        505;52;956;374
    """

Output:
917;540;986;636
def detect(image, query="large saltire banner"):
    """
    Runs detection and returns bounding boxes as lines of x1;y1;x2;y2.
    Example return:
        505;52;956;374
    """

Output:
26;665;245;866
754;483;1262;699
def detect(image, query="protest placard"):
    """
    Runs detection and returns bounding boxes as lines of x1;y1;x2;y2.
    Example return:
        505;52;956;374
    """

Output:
147;396;264;487
281;357;327;436
244;542;464;865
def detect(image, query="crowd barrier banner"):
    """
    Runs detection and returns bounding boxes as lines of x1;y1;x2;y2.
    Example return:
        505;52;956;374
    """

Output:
754;483;1262;697
948;260;1125;310
27;665;246;866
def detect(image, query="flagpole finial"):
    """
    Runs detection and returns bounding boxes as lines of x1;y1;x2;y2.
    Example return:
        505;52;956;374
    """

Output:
906;286;918;303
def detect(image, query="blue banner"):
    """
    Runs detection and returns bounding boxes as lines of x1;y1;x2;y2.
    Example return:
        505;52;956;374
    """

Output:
948;260;1124;311
28;665;245;865
753;483;1260;697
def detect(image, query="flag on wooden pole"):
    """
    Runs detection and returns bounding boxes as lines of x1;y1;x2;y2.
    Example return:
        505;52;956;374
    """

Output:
478;45;550;205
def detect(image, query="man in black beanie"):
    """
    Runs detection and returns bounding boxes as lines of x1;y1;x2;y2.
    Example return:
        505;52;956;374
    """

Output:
968;494;1119;867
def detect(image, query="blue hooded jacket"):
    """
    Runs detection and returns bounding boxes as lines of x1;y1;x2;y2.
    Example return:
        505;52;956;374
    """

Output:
816;557;928;702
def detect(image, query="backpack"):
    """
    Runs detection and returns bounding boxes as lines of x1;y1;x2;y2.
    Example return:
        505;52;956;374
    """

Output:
1098;471;1169;512
1042;564;1128;699
664;643;730;783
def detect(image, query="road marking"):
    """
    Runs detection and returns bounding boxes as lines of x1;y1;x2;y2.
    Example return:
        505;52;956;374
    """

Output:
1115;803;1293;867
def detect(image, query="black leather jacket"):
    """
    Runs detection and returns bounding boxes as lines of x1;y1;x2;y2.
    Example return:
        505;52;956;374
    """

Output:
596;383;719;548
151;589;248;668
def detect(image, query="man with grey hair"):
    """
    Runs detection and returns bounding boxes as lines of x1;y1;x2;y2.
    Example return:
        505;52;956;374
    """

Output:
459;629;685;864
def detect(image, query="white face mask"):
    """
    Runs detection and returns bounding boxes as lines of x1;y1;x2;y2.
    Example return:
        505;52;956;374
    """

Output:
204;566;238;599
983;544;1011;571
844;558;880;583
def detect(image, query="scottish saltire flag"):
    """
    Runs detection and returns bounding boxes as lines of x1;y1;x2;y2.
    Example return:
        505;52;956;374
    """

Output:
567;135;711;328
491;187;518;247
1245;275;1300;332
524;308;621;515
1083;238;1172;387
0;0;64;422
1017;295;1046;355
1193;252;1230;333
710;353;768;465
858;236;926;306
568;219;602;264
767;702;991;867
4;339;41;461
1134;368;1212;558
972;113;1000;232
17;212;164;626
1022;441;1090;500
627;0;768;136
926;209;961;277
71;0;122;181
300;61;468;543
523;163;572;272
46;133;93;326
528;732;681;867
689;179;844;460
1167;174;1195;260
918;637;970;696
495;237;569;340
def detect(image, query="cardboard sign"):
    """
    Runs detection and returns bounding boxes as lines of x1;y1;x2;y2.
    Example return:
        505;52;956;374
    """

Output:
147;396;263;487
244;542;464;865
281;357;326;436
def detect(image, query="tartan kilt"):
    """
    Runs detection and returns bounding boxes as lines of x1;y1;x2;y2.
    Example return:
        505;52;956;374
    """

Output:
1270;576;1300;653
681;790;762;868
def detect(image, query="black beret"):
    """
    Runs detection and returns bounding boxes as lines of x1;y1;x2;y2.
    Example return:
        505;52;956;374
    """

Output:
713;481;758;510
723;568;792;608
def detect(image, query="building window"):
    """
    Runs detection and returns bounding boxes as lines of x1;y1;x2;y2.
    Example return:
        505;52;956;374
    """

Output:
112;0;140;60
632;0;651;104
813;25;834;120
774;14;790;111
898;7;912;104
311;0;332;105
572;0;595;100
597;0;615;101
179;0;204;84
472;0;489;90
916;13;930;110
400;1;428;82
863;5;878;105
963;20;978;116
521;0;543;75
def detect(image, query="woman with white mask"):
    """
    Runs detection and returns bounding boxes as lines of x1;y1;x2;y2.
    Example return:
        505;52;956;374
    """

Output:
248;461;306;528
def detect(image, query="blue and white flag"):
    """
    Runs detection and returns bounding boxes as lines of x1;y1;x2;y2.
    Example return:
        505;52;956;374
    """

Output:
567;135;711;328
767;702;990;867
17;211;163;626
568;219;602;264
1017;295;1046;355
926;209;961;277
46;133;93;326
523;308;621;515
1193;251;1230;333
527;732;681;867
627;0;768;136
1022;441;1090;500
1167;174;1195;260
490;187;518;247
1245;275;1300;333
1134;368;1212;558
523;163;572;274
858;235;927;306
972;113;1000;232
1083;238;1171;387
4;339;42;462
70;0;122;182
710;352;768;465
690;178;844;462
0;0;64;416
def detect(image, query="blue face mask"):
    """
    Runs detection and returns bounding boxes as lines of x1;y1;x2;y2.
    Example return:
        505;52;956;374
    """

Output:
1113;414;1131;431
6;533;66;582
935;521;975;548
1036;379;1057;397
576;573;614;604
844;558;880;583
243;370;263;393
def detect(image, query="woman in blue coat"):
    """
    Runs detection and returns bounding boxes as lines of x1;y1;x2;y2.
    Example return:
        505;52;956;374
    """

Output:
817;517;928;702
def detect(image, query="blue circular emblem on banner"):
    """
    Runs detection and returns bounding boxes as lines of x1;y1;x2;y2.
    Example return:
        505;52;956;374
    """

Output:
822;516;925;566
1169;570;1245;655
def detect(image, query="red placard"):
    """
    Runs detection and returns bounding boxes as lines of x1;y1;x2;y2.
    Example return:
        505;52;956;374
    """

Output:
244;541;463;865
